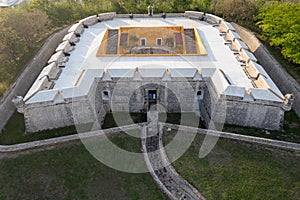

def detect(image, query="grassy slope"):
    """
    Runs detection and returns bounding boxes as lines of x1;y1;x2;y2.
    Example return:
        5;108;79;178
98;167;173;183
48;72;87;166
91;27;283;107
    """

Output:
0;133;166;200
168;132;300;200
101;112;147;129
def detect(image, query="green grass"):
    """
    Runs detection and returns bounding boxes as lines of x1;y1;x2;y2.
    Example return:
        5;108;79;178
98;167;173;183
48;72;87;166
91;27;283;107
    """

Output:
159;112;205;128
167;131;300;200
2;110;299;145
0;133;166;200
101;112;147;129
102;112;204;129
223;110;300;143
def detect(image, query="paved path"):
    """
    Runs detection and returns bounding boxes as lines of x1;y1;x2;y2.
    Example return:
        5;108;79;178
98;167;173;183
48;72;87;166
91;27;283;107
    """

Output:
1;122;299;153
0;124;144;153
142;111;205;200
162;123;300;151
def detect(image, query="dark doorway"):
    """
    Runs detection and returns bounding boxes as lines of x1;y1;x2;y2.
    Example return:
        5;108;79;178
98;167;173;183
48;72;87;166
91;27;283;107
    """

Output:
148;90;157;110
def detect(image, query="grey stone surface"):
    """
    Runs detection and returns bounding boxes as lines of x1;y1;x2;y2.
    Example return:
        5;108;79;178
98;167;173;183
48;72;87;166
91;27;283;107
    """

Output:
24;75;287;132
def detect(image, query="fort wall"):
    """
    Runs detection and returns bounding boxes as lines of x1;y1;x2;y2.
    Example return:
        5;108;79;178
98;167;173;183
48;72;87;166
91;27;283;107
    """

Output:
198;78;284;130
232;23;300;117
7;12;292;133
23;77;286;132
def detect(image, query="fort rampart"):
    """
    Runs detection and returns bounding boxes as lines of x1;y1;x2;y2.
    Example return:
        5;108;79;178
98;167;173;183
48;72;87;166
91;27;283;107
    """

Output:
232;23;300;117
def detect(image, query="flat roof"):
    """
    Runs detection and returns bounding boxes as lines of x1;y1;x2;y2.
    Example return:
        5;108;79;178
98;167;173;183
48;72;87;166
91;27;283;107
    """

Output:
54;17;252;89
25;13;284;104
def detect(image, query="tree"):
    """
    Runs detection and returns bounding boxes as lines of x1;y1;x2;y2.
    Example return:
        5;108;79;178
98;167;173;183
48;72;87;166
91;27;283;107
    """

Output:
0;8;49;44
257;2;300;64
0;7;50;96
215;0;262;24
190;0;212;12
170;0;192;13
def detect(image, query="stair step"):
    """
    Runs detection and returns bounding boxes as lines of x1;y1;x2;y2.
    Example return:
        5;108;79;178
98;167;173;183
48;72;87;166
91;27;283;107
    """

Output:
184;29;197;54
106;29;118;54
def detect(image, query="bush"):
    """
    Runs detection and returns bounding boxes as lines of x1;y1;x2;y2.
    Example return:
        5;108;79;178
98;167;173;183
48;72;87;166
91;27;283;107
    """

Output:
257;2;300;64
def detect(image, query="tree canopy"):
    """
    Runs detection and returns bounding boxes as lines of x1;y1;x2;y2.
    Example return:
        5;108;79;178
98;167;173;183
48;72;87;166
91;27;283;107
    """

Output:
0;7;49;96
257;2;300;64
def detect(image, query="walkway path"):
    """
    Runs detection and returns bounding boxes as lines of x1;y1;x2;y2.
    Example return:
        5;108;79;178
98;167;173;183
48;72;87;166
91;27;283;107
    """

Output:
1;122;299;153
142;111;205;200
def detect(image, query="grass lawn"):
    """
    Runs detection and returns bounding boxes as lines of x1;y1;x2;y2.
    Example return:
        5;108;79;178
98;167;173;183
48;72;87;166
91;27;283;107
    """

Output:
0;133;166;199
102;112;204;129
159;112;205;128
101;112;147;129
223;110;300;143
165;130;300;200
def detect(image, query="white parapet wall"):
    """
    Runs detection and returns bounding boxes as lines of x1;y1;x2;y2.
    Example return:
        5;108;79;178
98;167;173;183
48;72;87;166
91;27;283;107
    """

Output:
68;23;84;35
219;21;235;33
63;32;79;43
48;50;69;65
79;15;98;26
55;41;74;54
98;12;116;21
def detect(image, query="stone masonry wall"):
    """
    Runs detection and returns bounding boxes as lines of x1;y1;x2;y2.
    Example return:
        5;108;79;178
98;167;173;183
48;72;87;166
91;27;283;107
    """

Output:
199;78;284;130
25;76;285;132
97;78;200;113
223;100;284;130
24;98;96;133
232;23;300;117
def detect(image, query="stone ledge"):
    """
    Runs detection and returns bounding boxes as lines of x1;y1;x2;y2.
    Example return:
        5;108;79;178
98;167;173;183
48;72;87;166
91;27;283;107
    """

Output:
161;122;300;151
0;123;146;153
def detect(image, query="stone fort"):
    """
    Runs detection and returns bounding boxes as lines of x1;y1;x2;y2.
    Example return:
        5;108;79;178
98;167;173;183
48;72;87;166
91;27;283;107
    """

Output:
13;11;293;133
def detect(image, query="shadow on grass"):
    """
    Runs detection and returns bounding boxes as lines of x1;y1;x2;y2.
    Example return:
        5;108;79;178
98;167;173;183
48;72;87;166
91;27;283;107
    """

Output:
101;112;147;129
0;135;166;200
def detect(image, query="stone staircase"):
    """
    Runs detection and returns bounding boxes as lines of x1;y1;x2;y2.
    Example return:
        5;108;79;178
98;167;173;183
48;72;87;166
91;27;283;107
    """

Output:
106;29;118;54
184;29;197;54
